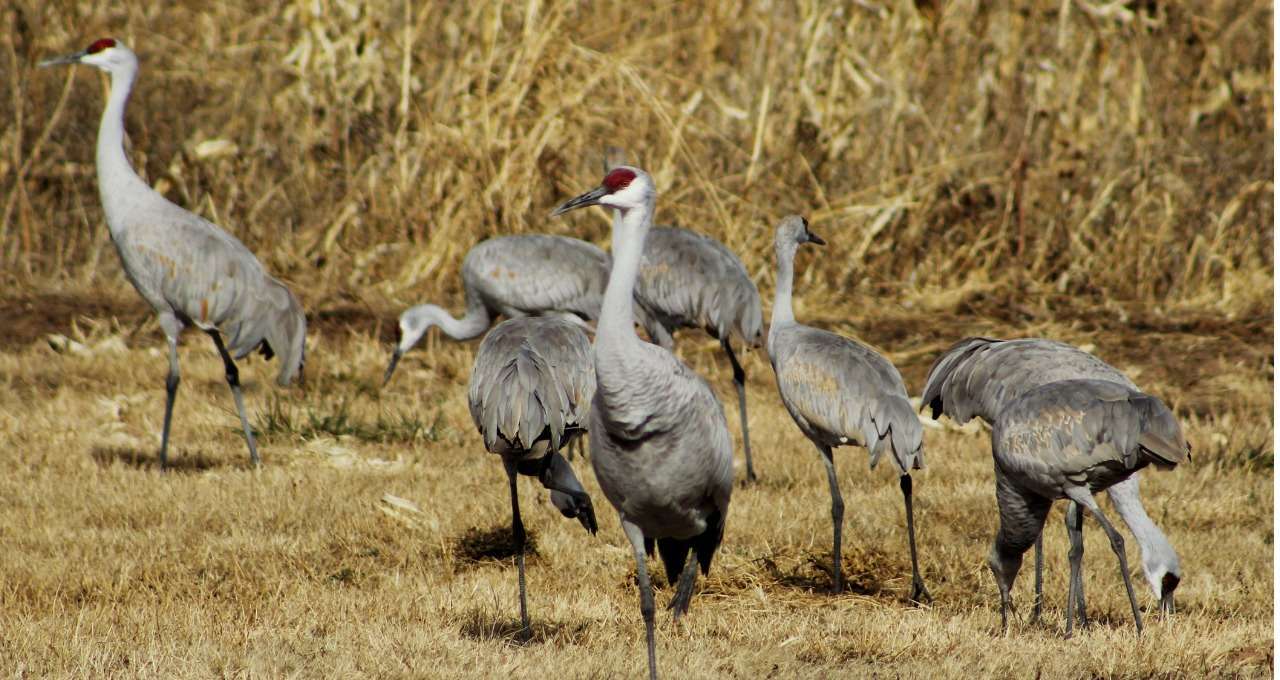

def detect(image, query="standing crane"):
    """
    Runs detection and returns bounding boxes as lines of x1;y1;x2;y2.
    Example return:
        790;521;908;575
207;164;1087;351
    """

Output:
383;234;614;385
921;337;1182;619
40;39;305;468
466;315;599;638
604;150;764;482
988;379;1188;635
553;166;733;680
766;215;929;602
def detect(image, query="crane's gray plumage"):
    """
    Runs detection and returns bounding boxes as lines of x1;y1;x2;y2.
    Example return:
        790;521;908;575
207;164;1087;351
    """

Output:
988;379;1188;635
385;233;614;384
604;149;763;481
553;165;733;680
41;39;305;468
466;315;599;638
766;215;929;601
921;337;1182;616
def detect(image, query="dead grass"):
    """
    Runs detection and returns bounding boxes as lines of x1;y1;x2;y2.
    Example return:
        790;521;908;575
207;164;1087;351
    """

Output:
0;0;1272;678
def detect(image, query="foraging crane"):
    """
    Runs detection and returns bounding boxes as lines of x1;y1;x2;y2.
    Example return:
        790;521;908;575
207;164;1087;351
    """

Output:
383;234;614;385
921;337;1182;618
604;151;764;481
466;315;599;637
552;166;733;680
988;379;1188;635
40;39;305;468
766;215;929;601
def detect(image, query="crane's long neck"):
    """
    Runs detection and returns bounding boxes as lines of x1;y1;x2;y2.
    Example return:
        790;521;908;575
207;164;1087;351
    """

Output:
771;243;797;329
597;198;654;352
95;64;150;235
435;294;491;341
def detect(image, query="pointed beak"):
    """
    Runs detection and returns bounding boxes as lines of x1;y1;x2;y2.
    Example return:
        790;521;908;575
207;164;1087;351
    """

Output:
551;186;608;217
383;349;403;387
39;50;87;68
807;230;827;246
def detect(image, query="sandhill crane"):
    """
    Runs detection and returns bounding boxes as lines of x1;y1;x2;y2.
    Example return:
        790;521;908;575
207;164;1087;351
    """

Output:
466;315;599;638
767;215;929;601
40;39;305;468
552;166;733;680
383;234;613;385
921;337;1182;619
988;379;1188;635
604;151;764;482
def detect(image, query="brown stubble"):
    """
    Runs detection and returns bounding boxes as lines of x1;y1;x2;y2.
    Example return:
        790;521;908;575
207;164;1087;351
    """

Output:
0;0;1273;677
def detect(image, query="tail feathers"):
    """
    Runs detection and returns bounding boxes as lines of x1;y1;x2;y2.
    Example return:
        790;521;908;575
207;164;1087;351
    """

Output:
654;510;725;586
868;396;925;472
483;343;568;451
920;337;999;419
226;277;306;386
1134;395;1189;468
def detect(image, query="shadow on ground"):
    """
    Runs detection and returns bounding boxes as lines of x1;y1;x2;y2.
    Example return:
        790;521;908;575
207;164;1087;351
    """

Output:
453;524;538;566
90;446;226;473
457;608;592;647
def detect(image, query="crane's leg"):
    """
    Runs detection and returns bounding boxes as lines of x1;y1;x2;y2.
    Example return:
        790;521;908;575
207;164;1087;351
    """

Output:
208;331;261;467
815;443;844;594
157;314;184;470
1064;501;1087;637
900;474;932;603
1031;533;1044;624
721;338;755;483
989;470;1052;634
621;518;659;680
505;458;531;641
1065;487;1143;636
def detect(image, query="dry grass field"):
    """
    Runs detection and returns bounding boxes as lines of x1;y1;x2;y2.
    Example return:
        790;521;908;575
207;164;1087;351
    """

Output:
0;1;1273;677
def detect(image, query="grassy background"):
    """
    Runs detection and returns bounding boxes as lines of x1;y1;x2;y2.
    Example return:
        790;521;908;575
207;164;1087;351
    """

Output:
0;0;1273;677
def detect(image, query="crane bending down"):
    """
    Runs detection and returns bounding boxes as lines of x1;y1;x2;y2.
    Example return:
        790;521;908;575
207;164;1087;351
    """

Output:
553;166;733;680
989;379;1188;635
605;151;764;481
766;216;930;601
466;316;599;638
383;234;615;385
921;337;1182;620
41;40;305;468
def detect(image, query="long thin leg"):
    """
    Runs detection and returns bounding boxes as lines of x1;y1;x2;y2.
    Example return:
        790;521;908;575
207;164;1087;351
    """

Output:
1031;533;1044;623
1064;501;1087;637
505;459;530;640
621;519;659;680
1066;487;1143;635
900;474;931;603
669;549;700;621
208;331;261;467
815;443;844;593
721;339;756;482
1067;502;1089;626
157;314;184;469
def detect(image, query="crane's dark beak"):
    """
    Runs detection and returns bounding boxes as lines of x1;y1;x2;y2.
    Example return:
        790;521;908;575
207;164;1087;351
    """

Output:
551;186;608;217
1159;572;1179;616
39;50;87;67
806;230;826;246
383;349;403;387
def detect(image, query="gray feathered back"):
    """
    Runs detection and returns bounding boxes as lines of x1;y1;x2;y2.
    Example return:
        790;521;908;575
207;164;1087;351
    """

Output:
922;337;1137;424
637;226;763;348
995;379;1189;475
467;316;595;454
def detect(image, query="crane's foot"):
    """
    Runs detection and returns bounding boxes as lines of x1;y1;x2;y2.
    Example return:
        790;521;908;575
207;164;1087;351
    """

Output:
910;579;933;605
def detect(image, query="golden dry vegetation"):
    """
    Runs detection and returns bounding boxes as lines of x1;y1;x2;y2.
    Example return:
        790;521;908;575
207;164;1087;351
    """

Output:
0;0;1273;677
